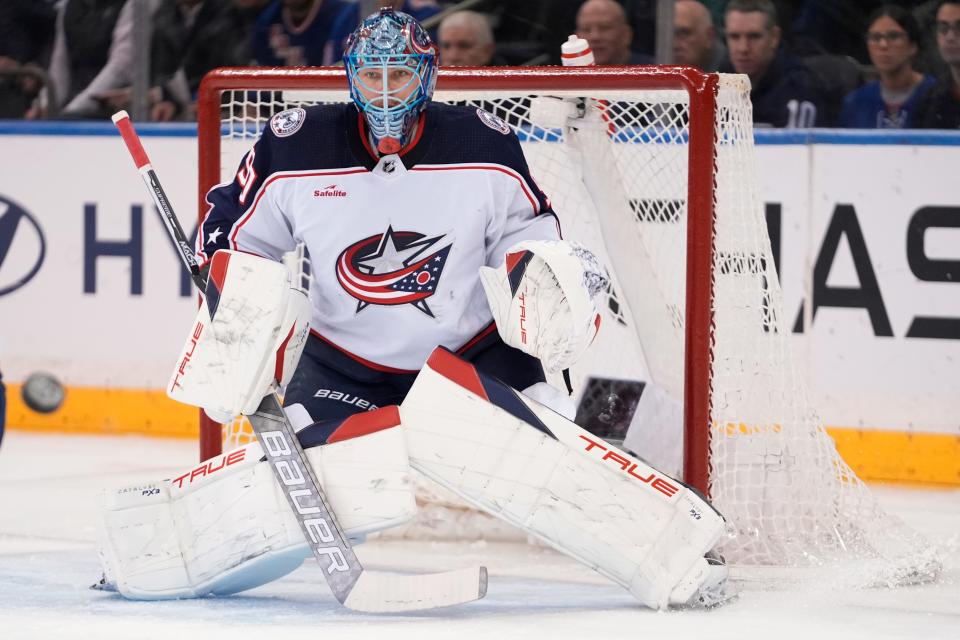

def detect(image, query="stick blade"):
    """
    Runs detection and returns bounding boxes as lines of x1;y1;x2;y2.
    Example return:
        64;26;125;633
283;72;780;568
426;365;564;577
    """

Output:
342;566;487;613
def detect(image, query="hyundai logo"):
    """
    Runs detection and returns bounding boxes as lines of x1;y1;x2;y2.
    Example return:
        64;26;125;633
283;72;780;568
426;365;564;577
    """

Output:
0;195;46;296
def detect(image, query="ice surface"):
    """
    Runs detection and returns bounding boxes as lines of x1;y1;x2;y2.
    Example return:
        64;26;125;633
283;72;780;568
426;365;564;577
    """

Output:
0;431;957;640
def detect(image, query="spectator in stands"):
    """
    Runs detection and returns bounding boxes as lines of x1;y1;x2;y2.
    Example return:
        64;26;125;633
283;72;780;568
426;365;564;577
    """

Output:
228;0;273;64
786;1;870;60
252;0;356;66
723;0;824;127
96;0;257;121
478;0;579;65
42;0;152;119
438;11;497;67
915;0;960;128
0;0;56;118
620;0;657;58
672;0;726;71
576;0;654;65
838;5;936;128
704;0;800;37
151;0;256;120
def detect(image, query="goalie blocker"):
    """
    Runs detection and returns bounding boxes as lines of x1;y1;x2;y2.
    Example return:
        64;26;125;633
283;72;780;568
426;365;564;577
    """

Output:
167;247;312;424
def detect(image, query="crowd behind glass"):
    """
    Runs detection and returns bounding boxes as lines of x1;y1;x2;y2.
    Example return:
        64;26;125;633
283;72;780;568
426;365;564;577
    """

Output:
0;0;957;129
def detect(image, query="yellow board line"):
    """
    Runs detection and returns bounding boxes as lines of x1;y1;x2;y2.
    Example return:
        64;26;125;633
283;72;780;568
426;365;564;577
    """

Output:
5;383;198;440
826;427;960;486
4;384;959;485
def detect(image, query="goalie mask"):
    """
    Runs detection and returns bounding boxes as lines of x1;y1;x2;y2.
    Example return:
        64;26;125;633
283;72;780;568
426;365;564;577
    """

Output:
344;9;438;155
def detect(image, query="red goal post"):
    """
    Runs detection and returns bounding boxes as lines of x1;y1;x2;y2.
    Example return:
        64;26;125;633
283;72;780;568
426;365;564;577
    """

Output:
196;65;719;496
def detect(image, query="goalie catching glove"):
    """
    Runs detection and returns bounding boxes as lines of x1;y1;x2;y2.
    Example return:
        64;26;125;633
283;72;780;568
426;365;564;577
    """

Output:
480;240;608;373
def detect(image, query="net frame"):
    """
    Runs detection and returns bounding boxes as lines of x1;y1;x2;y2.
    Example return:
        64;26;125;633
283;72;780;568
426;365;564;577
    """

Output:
195;65;720;495
192;66;942;580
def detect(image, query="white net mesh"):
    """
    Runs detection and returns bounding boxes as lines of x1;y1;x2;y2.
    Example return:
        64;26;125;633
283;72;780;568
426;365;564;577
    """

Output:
206;73;939;581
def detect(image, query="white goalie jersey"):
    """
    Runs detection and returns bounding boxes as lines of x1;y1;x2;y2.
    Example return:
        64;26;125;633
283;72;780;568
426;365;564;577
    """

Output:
199;102;561;373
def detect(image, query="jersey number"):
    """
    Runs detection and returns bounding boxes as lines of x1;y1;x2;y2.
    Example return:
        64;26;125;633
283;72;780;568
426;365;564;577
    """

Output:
237;149;258;205
786;100;817;128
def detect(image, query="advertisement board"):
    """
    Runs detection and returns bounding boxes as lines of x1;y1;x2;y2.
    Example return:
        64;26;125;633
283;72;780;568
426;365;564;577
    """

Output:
1;124;957;481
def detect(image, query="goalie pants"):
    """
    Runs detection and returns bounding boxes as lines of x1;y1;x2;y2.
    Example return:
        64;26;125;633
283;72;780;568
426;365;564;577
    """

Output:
285;331;544;430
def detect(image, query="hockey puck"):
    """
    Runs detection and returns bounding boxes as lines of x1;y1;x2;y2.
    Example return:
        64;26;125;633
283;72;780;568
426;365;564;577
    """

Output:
21;372;65;414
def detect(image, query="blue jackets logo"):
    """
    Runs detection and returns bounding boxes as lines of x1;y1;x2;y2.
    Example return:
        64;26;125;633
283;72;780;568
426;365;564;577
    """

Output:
0;195;46;296
336;225;451;317
476;108;510;135
270;108;306;137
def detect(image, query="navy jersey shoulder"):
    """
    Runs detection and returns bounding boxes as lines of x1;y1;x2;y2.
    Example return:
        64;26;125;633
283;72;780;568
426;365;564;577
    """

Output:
262;102;533;176
420;102;531;173
198;103;363;263
417;102;554;217
260;103;361;171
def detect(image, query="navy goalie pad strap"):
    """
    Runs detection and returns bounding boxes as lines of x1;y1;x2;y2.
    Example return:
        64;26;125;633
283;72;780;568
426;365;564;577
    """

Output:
203;250;232;321
424;347;555;439
297;405;402;449
505;249;534;297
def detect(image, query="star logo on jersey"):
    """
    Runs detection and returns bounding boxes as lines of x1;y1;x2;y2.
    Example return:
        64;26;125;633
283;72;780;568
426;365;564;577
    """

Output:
335;225;452;317
206;227;223;244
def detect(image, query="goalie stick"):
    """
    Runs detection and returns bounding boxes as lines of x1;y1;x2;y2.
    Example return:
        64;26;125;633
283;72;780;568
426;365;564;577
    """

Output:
110;110;487;613
111;113;204;292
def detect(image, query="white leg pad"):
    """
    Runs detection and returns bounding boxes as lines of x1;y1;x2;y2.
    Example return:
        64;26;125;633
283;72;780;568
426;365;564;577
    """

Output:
98;423;415;600
400;348;728;610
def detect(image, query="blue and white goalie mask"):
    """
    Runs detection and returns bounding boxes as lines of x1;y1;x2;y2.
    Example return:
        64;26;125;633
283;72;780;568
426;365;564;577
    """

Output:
344;9;438;155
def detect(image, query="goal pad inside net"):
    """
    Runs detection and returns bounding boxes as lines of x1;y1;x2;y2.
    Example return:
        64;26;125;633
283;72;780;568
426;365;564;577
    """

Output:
196;66;938;580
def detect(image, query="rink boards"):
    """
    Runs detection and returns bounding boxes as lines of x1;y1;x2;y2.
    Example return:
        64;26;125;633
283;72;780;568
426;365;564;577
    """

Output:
0;122;958;484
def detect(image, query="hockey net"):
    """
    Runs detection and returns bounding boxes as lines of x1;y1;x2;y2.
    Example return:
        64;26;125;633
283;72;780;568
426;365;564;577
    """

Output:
196;67;938;580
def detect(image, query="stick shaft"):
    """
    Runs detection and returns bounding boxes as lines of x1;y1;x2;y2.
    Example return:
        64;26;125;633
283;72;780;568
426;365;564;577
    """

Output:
112;110;205;291
247;393;363;602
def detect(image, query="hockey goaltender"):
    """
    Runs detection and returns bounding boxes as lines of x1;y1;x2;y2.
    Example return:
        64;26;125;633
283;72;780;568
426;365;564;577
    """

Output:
96;8;731;612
